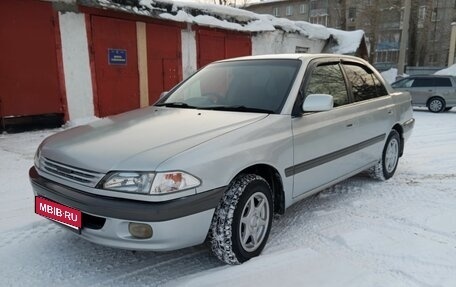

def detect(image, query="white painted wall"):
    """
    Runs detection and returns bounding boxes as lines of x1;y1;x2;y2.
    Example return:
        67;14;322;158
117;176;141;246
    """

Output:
181;27;197;79
252;31;326;55
59;12;95;120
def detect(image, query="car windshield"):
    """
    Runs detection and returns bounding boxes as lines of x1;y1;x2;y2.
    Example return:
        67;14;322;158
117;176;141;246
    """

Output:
156;59;301;114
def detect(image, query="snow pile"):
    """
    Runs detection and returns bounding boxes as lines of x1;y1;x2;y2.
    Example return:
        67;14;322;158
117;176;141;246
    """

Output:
434;64;456;76
63;116;100;128
92;0;363;53
381;68;408;84
327;28;364;54
381;68;398;84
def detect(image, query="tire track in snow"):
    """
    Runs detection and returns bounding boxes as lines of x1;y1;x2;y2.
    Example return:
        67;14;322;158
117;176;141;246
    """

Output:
264;174;456;287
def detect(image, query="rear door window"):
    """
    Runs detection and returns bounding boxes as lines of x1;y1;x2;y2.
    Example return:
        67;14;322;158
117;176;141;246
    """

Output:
411;78;434;87
343;64;382;102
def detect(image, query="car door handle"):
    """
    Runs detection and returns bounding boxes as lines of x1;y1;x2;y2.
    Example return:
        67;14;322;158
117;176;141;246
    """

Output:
388;110;393;114
346;123;354;128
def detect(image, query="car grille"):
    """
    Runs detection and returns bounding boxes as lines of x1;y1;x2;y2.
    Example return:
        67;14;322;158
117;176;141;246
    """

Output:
41;157;105;188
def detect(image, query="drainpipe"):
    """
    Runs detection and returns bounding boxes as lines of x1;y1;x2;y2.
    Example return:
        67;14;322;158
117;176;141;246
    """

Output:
448;22;456;66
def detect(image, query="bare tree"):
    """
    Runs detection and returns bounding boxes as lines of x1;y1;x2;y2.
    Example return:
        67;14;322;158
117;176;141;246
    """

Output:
354;0;402;64
336;0;347;29
408;0;433;66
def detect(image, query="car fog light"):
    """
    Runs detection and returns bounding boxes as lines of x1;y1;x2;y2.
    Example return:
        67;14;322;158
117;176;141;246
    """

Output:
128;223;153;239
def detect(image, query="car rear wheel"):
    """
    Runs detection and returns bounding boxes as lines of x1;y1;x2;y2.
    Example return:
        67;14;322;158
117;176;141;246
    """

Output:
210;174;273;264
427;97;445;113
368;130;401;181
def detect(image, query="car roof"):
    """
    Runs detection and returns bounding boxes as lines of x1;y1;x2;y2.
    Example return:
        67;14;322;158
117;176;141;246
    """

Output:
405;75;454;78
215;53;365;63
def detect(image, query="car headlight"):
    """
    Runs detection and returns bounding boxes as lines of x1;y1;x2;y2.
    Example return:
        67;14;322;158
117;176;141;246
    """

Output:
102;172;155;194
150;172;200;194
101;171;200;195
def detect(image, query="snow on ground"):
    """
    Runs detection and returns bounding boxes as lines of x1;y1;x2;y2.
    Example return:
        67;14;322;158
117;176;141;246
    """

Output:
0;109;455;286
435;64;456;76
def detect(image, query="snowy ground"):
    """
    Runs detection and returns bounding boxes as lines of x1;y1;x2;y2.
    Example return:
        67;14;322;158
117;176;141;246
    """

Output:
0;109;455;286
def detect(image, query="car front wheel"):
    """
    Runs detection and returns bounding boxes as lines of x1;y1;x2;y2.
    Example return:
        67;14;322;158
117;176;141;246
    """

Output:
210;174;273;264
368;130;401;181
427;97;446;113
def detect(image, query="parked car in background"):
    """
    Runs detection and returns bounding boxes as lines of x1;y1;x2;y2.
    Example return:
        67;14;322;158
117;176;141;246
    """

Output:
30;54;414;265
391;75;456;113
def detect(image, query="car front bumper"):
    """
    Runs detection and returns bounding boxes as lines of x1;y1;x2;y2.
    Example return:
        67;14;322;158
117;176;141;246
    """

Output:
29;167;223;251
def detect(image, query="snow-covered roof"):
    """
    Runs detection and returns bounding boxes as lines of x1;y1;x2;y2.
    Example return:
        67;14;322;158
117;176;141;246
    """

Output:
327;28;365;54
79;0;365;54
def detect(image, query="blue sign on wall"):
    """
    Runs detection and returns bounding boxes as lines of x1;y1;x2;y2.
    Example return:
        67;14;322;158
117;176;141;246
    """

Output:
108;49;127;65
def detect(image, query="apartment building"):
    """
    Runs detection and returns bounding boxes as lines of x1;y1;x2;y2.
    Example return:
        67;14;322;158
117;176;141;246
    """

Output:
246;0;343;28
246;0;456;70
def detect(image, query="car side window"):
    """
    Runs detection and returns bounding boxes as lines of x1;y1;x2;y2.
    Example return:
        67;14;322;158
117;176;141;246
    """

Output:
305;63;349;107
343;64;379;102
434;77;452;87
392;78;414;88
411;78;434;87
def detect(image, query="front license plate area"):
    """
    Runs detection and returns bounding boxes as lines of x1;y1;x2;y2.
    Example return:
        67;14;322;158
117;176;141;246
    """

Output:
35;196;82;231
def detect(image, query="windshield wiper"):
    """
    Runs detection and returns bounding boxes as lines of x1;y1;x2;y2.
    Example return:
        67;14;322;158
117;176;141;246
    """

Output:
155;102;198;109
199;105;274;114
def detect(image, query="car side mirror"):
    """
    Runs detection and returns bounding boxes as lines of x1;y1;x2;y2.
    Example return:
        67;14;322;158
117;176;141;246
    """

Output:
302;94;334;112
159;91;168;99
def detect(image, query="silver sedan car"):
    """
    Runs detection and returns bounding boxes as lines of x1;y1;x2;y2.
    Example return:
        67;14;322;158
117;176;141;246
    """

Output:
30;54;414;264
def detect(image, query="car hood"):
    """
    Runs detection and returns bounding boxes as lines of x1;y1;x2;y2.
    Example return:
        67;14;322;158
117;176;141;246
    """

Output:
41;107;267;173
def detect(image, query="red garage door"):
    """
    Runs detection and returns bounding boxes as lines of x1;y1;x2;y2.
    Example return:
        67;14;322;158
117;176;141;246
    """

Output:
90;16;140;117
197;29;251;68
0;0;64;118
147;23;182;104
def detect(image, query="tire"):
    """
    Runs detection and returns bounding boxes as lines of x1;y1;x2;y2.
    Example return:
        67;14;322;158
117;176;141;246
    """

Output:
210;174;273;264
444;107;452;112
427;97;446;113
368;130;401;181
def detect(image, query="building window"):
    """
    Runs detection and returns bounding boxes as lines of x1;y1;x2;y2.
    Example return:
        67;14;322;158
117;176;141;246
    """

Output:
375;50;399;64
295;46;309;53
431;7;438;21
300;4;307;14
286;5;293;16
273;7;279;17
348;7;356;19
418;6;426;20
310;15;328;26
310;0;317;10
418;6;426;28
